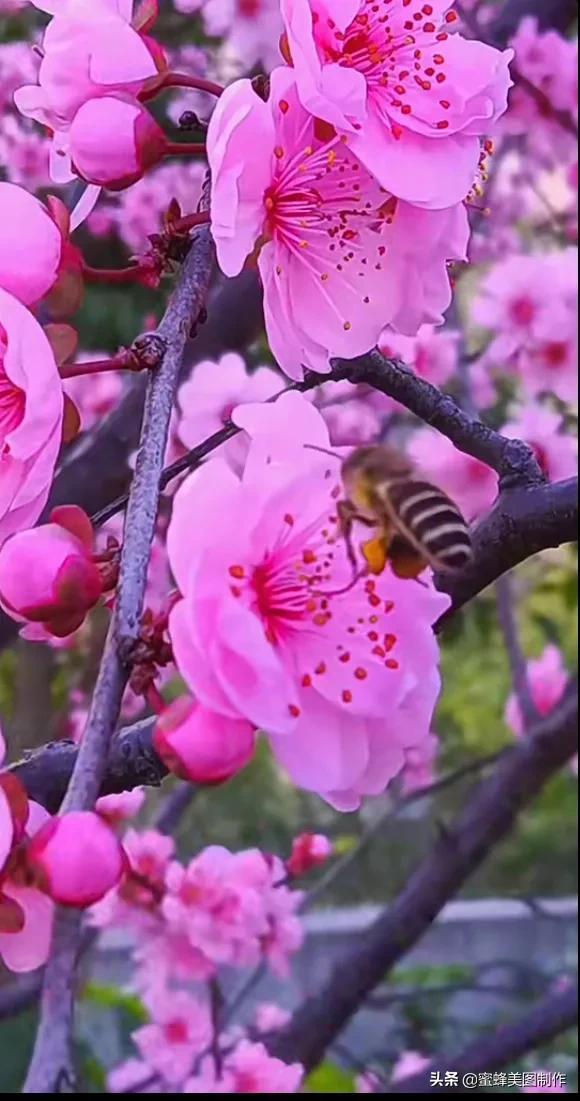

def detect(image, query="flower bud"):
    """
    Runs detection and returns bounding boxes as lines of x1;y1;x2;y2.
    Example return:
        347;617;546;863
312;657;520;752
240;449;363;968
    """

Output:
154;697;256;786
0;183;63;308
0;507;102;638
287;833;333;878
69;96;167;190
26;811;127;907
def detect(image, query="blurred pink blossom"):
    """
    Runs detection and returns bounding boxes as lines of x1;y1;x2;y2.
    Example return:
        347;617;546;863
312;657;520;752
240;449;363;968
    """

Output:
505;644;568;737
96;788;146;826
409;428;497;521
501;405;578;483
133;988;212;1087
400;732;439;794
176;353;281;473
176;0;283;70
254;1002;291;1033
63;362;124;431
184;1040;303;1093
162;845;303;974
392;1050;432;1082
380;325;460;388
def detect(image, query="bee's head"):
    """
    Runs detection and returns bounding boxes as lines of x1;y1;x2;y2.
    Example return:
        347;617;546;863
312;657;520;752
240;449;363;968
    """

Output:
341;445;414;494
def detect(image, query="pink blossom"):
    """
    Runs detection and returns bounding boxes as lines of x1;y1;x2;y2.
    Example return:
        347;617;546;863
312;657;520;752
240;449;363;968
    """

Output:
207;69;469;379
0;116;51;191
473;251;578;405
133;926;215;989
154;696;256;785
168;391;449;809
0;506;103;638
501;406;577;484
184;1040;303;1093
280;0;512;208
107;1058;160;1094
0;183;63;308
356;1071;381;1092
162;845;303;973
133;988;212;1086
0;42;39;114
69;96;166;190
14;1;162;184
400;731;439;793
0;288;63;549
90;827;174;933
502;19;577;169
287;832;333;877
408;428;497;520
96;787;146;826
379;325;460;387
102;160;206;253
177;354;281;473
392;1050;432;1081
178;0;283;70
0;735;55;973
254;1002;291;1032
27;810;127;907
505;645;568;737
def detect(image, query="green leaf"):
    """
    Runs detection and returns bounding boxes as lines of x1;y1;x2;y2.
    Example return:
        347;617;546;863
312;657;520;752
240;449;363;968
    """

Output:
82;982;148;1025
306;1063;356;1093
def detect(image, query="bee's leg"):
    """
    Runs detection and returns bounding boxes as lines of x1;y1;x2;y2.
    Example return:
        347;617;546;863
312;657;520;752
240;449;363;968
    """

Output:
336;499;361;575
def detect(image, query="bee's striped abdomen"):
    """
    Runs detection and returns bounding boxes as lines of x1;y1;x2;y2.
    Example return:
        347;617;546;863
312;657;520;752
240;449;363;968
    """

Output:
387;479;473;572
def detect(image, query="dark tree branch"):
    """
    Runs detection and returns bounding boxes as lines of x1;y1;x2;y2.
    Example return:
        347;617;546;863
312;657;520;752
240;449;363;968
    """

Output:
386;984;578;1093
330;351;544;489
435;477;578;623
8;717;161;815
267;684;578;1072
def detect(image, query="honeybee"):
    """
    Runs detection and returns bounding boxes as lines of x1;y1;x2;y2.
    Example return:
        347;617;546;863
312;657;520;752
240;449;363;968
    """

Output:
331;444;473;581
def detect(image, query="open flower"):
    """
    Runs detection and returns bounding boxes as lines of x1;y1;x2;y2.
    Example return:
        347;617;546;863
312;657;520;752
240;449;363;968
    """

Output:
0;289;63;549
184;1040;303;1093
132;988;212;1087
280;0;512;207
167;392;448;809
207;68;469;379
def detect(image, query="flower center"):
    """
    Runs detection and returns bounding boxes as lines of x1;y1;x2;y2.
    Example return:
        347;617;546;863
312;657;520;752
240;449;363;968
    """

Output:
239;0;260;16
318;0;455;130
164;1019;189;1045
509;296;536;326
542;341;568;368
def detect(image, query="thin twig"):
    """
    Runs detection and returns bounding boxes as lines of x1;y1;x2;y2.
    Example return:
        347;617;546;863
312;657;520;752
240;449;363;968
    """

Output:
23;226;215;1094
495;575;539;730
384;984;578;1092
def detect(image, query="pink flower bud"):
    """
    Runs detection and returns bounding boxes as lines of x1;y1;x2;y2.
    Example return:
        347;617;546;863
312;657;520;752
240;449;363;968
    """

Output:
154;697;256;786
0;507;102;638
0;183;63;308
69;96;167;190
26;811;127;907
287;833;333;878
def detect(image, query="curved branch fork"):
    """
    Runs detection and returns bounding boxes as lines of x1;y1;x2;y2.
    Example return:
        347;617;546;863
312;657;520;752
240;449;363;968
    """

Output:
22;226;215;1095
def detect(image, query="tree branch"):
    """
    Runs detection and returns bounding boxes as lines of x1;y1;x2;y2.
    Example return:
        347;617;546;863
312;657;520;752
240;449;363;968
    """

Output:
267;683;578;1072
386;984;578;1093
22;226;215;1094
495;574;539;729
435;477;578;623
330;351;544;489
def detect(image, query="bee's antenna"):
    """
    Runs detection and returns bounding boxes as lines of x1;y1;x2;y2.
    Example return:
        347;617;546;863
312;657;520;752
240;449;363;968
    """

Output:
303;444;342;461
